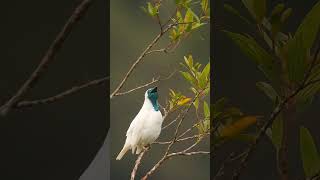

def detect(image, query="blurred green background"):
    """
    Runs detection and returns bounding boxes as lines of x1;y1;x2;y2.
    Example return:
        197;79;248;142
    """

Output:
110;0;210;179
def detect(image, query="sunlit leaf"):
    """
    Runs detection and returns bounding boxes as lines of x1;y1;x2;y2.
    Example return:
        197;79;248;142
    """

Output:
193;97;199;110
203;101;210;118
201;0;209;15
177;97;192;106
180;71;197;87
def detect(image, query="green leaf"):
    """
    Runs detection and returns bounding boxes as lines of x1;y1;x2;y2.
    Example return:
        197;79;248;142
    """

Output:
242;0;266;23
224;31;281;87
199;62;210;89
191;22;206;30
184;55;193;69
203;101;210;119
300;127;320;178
224;4;251;25
295;1;320;53
201;0;209;15
271;3;285;17
286;34;308;83
253;0;266;22
256;82;279;103
184;8;194;32
271;114;283;150
147;2;154;16
193;97;199;110
281;8;292;23
180;71;197;87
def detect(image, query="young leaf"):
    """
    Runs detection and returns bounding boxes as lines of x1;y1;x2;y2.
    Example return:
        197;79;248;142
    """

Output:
199;62;210;89
203;101;210;118
300;127;320;178
177;97;192;106
180;71;197;87
147;2;156;16
201;0;209;15
184;8;194;32
193;97;199;110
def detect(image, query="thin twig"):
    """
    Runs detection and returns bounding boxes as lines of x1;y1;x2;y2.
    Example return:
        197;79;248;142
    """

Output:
110;23;177;99
142;136;207;180
114;71;175;97
130;150;147;180
145;48;167;55
15;77;109;108
0;0;94;116
154;134;208;145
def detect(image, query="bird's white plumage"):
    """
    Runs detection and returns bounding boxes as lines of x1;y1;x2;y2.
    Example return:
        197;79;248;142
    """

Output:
116;89;163;160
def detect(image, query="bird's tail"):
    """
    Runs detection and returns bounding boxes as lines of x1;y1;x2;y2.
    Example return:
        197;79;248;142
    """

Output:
116;144;130;160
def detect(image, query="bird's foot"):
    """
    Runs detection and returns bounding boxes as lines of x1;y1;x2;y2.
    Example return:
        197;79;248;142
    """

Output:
143;145;151;151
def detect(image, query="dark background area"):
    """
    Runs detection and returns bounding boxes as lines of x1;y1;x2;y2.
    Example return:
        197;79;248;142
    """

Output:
213;0;320;179
0;0;108;179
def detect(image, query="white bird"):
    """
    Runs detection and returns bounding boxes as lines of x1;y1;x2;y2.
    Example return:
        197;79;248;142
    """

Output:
116;87;163;160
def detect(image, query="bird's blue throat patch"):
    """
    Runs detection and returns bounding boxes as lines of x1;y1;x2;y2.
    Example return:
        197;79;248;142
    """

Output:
147;89;160;111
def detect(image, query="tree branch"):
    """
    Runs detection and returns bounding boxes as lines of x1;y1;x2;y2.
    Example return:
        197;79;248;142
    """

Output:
130;149;147;180
15;77;109;108
110;23;177;99
113;71;175;97
232;77;320;180
0;0;94;116
231;41;320;179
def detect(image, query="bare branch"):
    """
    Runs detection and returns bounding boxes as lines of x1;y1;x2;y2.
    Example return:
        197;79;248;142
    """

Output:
110;23;177;99
145;48;167;55
167;151;210;157
114;71;175;97
154;134;206;145
142;136;208;180
130;149;147;180
15;77;109;108
0;0;94;116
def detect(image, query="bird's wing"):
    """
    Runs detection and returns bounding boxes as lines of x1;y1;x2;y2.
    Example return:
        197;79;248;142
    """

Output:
126;109;150;142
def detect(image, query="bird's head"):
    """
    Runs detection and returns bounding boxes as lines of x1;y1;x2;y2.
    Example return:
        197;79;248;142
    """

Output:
145;87;159;111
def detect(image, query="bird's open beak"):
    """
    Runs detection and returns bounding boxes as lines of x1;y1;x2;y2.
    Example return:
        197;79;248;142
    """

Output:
151;87;157;93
